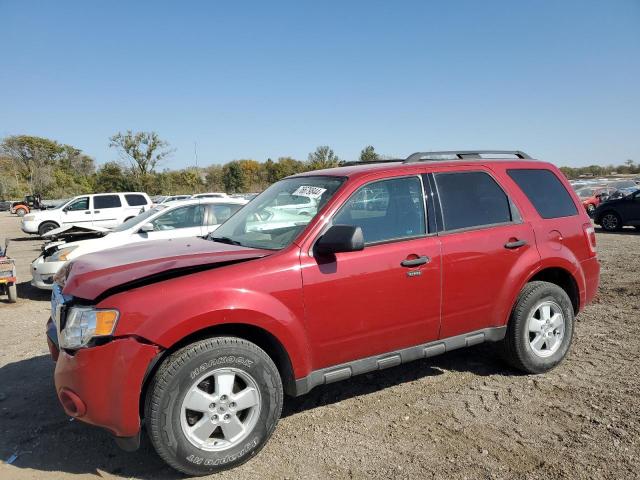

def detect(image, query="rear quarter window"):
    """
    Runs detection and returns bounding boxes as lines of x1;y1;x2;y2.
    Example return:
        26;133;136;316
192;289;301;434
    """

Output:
125;194;148;206
508;169;578;219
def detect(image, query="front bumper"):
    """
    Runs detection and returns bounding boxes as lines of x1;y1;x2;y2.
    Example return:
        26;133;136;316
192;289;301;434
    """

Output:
47;318;161;438
21;220;39;234
31;256;62;290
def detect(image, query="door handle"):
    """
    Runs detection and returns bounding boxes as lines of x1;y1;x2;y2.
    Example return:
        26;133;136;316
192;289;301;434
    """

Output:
94;210;100;214
84;211;91;214
401;255;430;267
504;239;527;249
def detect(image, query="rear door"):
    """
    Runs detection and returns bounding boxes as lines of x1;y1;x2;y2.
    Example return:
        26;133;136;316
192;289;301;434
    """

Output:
429;168;539;339
92;194;123;228
205;203;245;234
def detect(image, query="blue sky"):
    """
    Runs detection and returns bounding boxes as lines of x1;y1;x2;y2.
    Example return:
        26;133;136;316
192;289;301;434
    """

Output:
1;0;639;169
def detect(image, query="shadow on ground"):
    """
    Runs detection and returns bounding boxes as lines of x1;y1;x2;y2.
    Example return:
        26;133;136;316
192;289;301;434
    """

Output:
16;281;51;302
0;345;514;479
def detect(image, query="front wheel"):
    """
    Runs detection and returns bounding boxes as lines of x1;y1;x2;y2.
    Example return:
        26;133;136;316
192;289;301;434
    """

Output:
145;337;283;476
15;207;27;217
600;212;622;231
500;281;574;374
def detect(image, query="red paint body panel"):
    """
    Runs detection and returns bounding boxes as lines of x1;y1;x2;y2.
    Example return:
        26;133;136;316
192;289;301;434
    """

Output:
52;157;600;442
53;337;160;437
64;237;271;300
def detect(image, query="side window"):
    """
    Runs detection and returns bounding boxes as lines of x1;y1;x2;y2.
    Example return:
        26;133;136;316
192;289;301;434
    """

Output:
65;197;89;211
208;204;243;225
333;176;426;244
507;169;578;219
151;205;205;230
435;171;512;231
125;194;148;206
93;195;122;209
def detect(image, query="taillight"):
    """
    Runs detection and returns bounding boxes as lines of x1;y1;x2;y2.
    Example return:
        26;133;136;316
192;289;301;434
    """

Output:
583;223;596;256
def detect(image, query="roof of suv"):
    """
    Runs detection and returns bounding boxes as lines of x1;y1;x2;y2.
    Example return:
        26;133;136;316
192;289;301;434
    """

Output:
294;151;545;181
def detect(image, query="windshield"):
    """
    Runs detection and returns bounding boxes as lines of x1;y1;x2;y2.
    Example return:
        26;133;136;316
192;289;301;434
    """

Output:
112;205;167;232
210;176;345;250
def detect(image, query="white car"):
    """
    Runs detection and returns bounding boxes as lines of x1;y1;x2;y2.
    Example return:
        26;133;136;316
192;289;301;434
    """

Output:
192;192;228;198
31;197;247;290
21;192;152;236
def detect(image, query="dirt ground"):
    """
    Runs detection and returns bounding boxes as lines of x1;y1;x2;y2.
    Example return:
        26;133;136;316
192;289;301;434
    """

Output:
0;211;638;480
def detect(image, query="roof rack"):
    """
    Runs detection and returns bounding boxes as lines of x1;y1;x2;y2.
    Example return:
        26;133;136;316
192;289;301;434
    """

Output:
340;159;404;167
404;150;531;163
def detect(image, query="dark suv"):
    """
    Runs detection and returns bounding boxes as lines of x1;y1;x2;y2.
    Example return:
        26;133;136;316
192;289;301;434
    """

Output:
46;150;599;475
594;189;640;231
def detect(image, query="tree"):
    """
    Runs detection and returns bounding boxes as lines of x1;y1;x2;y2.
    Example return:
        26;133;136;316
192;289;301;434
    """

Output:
359;145;379;162
109;131;173;179
94;162;131;192
222;161;246;193
307;146;340;170
203;164;225;191
1;135;63;194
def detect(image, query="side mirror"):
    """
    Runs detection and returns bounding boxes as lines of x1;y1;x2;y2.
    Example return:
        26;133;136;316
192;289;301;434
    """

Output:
315;225;364;256
139;223;154;233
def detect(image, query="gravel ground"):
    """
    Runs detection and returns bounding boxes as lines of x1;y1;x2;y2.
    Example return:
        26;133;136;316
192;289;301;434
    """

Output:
1;211;638;479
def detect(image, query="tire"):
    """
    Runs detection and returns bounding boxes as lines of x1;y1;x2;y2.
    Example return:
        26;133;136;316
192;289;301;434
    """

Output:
38;221;59;236
600;211;622;232
145;337;283;476
7;283;17;303
500;281;574;374
15;207;28;217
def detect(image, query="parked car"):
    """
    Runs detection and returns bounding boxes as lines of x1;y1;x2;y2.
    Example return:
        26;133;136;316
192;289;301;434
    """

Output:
153;195;191;205
0;199;12;212
46;150;599;475
21;192;152;236
0;240;17;303
593;189;640;231
575;186;615;215
32;198;247;289
192;192;228;199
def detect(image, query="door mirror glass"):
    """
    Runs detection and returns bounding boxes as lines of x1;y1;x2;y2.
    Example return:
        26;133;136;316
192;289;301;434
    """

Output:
139;223;154;233
315;225;364;256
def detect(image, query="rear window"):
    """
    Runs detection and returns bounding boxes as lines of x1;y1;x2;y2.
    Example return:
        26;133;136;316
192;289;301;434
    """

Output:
125;194;148;206
508;169;578;219
93;194;122;209
434;171;512;231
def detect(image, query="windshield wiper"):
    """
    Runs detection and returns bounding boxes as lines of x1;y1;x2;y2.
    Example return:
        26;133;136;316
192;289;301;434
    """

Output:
209;235;243;246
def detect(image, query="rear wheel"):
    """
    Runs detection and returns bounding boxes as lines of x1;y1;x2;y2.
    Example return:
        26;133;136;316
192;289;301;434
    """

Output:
600;212;622;232
38;221;59;236
15;207;28;217
145;337;283;476
501;281;574;373
7;283;17;303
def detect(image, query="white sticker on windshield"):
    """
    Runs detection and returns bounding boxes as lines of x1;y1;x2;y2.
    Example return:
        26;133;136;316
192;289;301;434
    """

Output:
291;186;327;199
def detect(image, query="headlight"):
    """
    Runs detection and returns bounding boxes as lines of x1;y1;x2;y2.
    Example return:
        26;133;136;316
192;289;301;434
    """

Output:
59;307;119;349
23;215;35;221
47;246;78;262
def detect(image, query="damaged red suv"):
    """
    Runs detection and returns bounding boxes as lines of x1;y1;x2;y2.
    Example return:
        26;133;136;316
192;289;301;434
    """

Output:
47;150;599;475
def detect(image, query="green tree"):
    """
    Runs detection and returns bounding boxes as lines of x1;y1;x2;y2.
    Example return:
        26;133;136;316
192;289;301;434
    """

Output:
94;162;132;192
1;135;63;194
307;146;340;170
109;131;173;183
203;164;225;191
222;161;246;193
359;145;379;162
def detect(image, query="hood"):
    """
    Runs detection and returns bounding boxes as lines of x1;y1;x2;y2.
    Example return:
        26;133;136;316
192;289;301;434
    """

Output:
43;224;110;242
64;237;272;300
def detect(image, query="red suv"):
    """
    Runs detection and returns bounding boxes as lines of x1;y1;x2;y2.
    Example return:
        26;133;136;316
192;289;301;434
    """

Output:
46;150;599;475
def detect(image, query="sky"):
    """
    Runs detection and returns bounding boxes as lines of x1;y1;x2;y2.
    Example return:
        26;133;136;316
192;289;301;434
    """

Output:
1;0;639;169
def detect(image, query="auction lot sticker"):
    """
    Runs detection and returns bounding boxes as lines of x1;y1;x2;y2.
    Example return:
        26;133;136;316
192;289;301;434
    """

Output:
292;186;326;198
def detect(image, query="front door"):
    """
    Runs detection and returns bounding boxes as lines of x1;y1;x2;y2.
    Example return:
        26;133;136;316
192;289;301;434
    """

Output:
300;175;442;370
61;196;92;226
141;204;206;241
